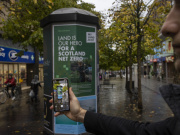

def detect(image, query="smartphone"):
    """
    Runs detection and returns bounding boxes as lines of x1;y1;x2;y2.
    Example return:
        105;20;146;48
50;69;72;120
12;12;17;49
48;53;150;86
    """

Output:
53;78;70;112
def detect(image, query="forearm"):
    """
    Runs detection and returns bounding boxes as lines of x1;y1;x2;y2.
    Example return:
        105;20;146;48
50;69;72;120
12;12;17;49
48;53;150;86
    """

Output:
84;111;137;135
84;111;175;135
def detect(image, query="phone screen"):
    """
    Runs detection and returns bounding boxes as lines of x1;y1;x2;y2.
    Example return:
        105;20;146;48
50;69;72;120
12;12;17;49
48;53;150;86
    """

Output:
53;78;70;112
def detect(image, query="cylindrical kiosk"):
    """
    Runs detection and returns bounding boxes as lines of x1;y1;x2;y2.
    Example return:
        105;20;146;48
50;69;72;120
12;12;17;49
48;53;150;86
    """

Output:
41;8;100;135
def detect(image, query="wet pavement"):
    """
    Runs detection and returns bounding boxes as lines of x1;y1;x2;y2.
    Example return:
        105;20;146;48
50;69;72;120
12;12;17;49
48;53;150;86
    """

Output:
0;88;44;135
99;76;173;123
0;76;174;134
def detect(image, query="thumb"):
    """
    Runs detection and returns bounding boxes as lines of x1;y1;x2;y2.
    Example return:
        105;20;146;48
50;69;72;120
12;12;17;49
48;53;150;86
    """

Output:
69;87;76;100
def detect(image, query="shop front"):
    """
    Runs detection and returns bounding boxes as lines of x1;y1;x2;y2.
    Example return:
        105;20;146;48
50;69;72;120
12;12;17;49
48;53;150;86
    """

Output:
166;56;174;78
0;45;43;87
0;63;27;87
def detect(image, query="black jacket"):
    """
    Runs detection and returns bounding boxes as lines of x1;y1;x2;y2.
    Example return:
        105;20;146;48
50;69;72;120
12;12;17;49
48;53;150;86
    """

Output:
84;84;180;135
31;82;41;92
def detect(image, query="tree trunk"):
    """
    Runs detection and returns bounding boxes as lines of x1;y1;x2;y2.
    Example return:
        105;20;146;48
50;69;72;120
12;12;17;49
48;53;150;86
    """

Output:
129;65;132;91
126;66;128;83
119;68;122;79
129;42;133;91
137;35;143;109
33;47;39;77
137;0;143;109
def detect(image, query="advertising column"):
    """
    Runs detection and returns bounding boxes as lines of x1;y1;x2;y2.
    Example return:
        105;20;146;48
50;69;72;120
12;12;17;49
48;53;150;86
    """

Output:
53;24;97;134
41;8;100;135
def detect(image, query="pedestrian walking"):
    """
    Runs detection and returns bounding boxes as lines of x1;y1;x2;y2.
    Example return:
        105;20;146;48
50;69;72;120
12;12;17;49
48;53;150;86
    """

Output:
30;75;41;103
104;71;107;79
144;70;147;78
50;1;180;135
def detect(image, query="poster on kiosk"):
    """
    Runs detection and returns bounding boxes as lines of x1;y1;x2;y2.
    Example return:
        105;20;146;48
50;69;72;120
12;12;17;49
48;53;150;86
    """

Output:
53;24;97;134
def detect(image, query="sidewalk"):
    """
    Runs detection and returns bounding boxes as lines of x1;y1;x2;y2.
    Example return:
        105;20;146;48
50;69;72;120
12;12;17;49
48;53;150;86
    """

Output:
22;86;31;90
0;86;44;135
99;76;173;123
0;77;173;134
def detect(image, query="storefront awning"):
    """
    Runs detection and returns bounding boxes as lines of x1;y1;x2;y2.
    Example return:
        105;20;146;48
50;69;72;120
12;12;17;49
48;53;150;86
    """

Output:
159;53;173;57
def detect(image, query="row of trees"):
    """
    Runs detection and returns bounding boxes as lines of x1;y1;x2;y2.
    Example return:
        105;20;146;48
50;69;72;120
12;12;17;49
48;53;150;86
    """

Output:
0;0;173;109
0;0;101;75
99;0;172;109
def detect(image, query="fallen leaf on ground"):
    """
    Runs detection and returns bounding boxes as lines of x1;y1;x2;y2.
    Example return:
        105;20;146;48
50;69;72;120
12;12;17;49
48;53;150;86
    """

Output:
150;111;155;114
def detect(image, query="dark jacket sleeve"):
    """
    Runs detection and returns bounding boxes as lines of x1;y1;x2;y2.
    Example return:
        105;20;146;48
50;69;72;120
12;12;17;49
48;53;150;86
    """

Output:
84;111;177;135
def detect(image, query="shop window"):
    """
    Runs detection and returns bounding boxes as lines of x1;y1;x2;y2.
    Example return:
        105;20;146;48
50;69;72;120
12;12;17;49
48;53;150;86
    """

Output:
19;64;26;83
9;64;13;74
14;64;18;83
4;64;8;82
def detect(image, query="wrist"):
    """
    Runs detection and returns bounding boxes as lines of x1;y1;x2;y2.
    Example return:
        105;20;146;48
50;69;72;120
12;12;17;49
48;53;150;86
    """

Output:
76;108;87;123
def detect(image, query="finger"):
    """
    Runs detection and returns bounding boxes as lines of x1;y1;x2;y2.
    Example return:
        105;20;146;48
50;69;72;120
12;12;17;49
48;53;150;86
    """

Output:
51;92;53;96
49;99;53;103
50;105;53;110
54;112;60;117
55;111;67;116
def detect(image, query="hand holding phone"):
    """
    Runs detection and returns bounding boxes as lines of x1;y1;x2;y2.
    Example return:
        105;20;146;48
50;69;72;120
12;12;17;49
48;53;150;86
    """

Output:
50;87;87;123
53;78;70;112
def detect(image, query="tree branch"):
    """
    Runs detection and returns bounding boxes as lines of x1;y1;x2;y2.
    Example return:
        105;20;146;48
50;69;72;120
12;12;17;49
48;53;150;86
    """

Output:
139;0;153;16
143;1;157;26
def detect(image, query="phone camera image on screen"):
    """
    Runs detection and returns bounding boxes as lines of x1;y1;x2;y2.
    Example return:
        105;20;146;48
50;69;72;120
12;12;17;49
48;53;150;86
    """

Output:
53;78;70;112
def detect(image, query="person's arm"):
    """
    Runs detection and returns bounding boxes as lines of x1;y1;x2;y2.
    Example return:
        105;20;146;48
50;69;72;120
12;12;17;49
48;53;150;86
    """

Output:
49;88;176;135
9;78;15;85
30;83;33;90
84;111;176;135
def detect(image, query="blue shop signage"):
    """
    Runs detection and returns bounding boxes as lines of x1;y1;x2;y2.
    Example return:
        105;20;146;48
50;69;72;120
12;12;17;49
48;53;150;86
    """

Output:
161;57;166;62
0;46;43;63
157;58;161;63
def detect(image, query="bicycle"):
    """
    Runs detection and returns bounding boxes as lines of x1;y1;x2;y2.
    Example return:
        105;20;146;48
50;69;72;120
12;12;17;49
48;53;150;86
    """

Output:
0;83;21;103
0;85;10;104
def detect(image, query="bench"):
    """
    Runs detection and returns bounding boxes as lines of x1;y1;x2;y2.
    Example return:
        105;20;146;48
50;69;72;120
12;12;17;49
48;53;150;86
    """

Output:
100;80;115;88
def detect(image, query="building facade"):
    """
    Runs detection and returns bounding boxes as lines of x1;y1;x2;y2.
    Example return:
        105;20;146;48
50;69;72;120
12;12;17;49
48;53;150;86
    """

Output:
0;35;44;87
144;38;174;79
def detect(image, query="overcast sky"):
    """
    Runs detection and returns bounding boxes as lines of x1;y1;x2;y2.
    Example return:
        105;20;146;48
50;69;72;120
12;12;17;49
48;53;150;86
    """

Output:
83;0;115;12
82;0;153;12
82;0;153;28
